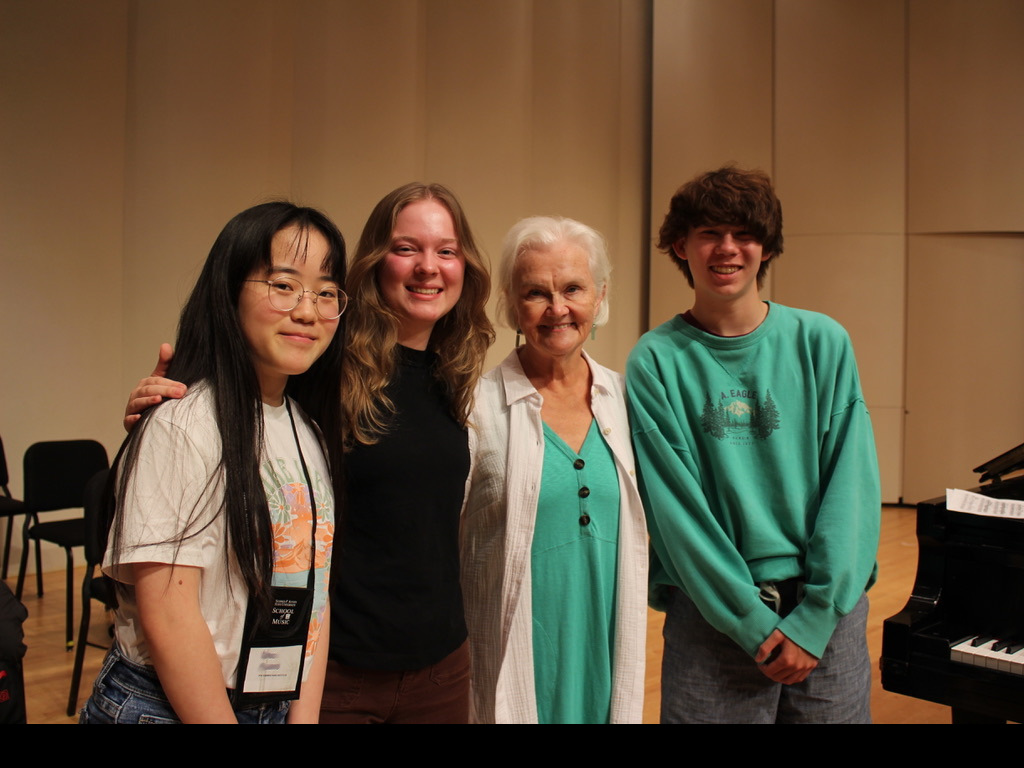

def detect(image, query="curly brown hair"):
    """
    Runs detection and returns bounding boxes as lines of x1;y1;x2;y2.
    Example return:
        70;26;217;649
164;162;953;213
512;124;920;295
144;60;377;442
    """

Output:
342;182;494;446
658;166;784;288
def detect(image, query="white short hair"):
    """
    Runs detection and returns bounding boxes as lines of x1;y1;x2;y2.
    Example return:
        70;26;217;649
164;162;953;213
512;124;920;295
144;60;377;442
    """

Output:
497;216;611;329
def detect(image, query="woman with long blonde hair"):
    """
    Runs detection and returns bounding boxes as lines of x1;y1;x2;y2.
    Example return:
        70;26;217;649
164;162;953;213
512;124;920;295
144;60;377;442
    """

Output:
321;182;493;722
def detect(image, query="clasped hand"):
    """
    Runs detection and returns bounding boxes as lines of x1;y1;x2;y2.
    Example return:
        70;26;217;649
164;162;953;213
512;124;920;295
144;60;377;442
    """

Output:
754;629;819;685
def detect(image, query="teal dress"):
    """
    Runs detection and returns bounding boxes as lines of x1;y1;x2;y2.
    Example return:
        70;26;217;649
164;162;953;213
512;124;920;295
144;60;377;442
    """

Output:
531;420;621;724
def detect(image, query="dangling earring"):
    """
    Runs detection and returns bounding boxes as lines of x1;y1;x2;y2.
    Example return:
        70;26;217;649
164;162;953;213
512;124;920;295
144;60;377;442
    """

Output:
515;329;522;348
590;324;597;341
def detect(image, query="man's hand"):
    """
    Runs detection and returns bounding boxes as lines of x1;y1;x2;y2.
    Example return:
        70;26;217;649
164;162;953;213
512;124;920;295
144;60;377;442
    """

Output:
755;629;819;685
123;343;186;432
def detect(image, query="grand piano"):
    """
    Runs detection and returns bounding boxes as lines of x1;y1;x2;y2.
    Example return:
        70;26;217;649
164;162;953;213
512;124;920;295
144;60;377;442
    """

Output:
881;444;1024;723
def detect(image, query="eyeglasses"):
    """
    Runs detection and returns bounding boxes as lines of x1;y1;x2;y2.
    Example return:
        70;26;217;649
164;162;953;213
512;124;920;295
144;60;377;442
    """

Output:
246;276;349;320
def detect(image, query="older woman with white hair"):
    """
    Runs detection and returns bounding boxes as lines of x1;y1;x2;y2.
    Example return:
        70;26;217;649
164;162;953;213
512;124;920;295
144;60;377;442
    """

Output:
461;216;648;724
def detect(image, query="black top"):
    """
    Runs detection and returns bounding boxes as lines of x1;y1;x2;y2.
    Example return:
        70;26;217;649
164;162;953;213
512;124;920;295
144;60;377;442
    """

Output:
329;346;469;669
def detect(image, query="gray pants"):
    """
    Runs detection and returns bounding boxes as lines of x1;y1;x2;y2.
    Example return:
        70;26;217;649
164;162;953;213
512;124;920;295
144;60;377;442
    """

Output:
660;589;871;724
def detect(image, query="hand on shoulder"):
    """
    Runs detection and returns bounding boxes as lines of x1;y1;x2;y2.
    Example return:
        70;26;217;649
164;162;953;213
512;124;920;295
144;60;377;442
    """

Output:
123;343;187;432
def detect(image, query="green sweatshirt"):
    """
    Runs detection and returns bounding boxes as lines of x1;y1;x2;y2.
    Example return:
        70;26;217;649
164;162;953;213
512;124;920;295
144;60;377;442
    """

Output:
626;303;880;658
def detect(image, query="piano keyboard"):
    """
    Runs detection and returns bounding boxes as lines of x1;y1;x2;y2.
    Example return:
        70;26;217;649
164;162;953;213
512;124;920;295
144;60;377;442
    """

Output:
951;636;1024;676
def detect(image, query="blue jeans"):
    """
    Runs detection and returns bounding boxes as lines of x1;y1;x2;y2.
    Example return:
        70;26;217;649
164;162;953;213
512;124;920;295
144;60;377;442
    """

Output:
660;589;871;724
80;645;290;724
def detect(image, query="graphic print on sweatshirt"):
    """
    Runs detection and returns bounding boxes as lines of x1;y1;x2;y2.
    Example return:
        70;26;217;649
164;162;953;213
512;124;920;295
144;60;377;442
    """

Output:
699;387;780;443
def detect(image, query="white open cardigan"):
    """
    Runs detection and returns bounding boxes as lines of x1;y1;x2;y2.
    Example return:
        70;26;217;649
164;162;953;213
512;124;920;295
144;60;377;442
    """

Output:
461;349;648;723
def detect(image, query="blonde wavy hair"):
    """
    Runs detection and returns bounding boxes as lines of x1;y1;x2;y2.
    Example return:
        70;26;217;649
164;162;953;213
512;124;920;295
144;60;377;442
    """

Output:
342;182;494;446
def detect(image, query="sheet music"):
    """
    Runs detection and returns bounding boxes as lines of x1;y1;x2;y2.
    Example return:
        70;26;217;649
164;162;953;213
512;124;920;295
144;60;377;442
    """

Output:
947;488;1024;520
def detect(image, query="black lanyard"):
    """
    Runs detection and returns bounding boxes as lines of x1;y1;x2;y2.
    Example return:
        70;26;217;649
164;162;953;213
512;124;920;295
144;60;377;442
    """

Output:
232;399;320;707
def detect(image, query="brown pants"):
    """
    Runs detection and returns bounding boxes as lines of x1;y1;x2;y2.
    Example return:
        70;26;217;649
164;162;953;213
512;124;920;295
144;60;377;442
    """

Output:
319;641;470;724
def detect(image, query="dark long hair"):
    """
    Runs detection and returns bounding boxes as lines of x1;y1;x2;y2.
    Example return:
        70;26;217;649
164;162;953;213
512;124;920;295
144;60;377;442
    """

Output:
113;202;346;620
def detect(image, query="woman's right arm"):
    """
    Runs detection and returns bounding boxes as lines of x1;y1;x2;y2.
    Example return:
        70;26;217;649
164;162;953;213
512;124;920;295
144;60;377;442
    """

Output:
133;561;238;723
124;343;187;431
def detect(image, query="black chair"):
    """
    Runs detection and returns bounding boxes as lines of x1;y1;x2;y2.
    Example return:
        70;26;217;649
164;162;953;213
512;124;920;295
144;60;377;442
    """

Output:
0;435;27;581
14;440;109;650
67;469;118;717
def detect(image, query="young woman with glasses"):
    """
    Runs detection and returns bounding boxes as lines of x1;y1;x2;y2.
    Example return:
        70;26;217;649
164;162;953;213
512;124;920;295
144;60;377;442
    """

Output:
83;202;348;723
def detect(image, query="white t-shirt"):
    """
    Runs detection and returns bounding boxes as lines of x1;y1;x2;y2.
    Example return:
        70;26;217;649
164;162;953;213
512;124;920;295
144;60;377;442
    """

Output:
104;385;334;687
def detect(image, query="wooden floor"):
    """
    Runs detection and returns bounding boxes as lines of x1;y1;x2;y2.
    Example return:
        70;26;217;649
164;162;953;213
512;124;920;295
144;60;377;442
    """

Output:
10;504;950;724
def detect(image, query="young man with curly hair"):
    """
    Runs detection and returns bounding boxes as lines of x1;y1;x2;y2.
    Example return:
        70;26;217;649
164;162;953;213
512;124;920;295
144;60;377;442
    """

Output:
627;166;880;723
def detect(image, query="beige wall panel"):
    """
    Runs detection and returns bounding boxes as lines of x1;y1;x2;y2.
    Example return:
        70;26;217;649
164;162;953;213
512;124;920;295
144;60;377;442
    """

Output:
872;406;904;504
528;1;630;217
904;234;1024;502
0;0;128;570
649;0;773;328
773;234;905;407
774;0;905;235
424;0;532;197
290;0;429;240
605;0;652;372
0;0;128;478
122;1;296;392
908;0;1024;233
